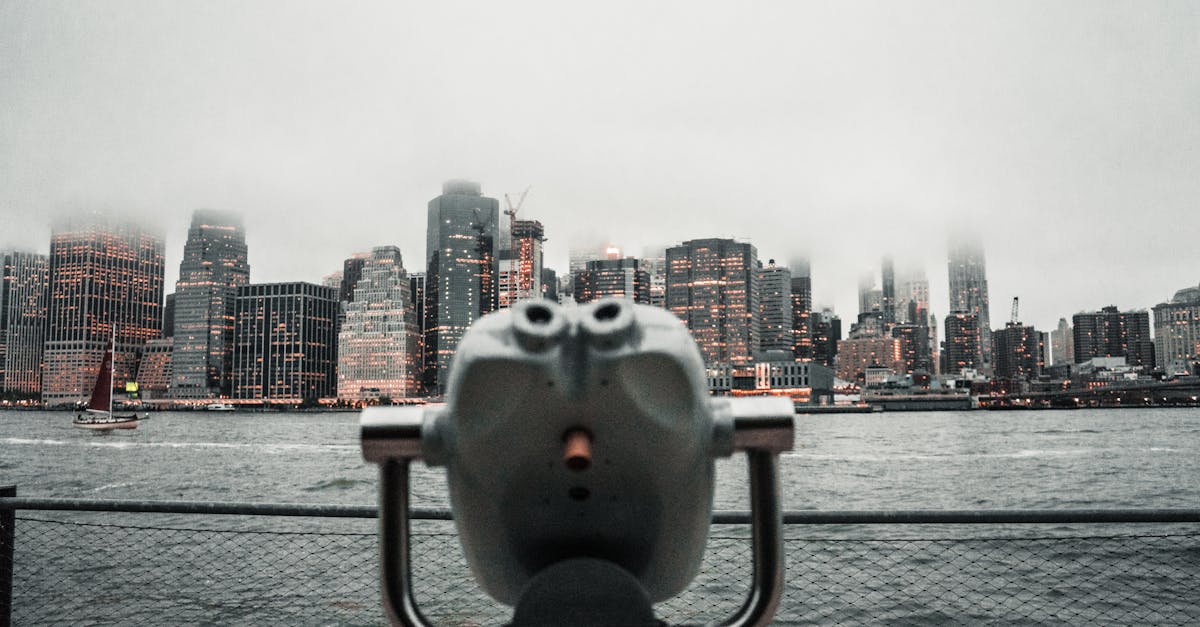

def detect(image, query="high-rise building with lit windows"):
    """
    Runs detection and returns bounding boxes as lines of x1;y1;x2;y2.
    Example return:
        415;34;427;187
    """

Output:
337;246;421;401
232;282;338;401
790;260;813;360
992;322;1044;381
424;180;500;394
498;219;545;308
43;214;165;407
1;251;49;396
756;260;793;355
943;311;981;374
1072;306;1154;368
666;238;759;365
881;256;896;324
947;235;993;366
170;210;249;399
574;257;650;304
1153;286;1200;371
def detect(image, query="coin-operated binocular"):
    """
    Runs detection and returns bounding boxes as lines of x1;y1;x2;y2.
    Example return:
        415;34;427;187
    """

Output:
362;299;794;626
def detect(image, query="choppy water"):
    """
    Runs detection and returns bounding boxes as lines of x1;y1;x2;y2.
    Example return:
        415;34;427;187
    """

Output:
4;408;1200;625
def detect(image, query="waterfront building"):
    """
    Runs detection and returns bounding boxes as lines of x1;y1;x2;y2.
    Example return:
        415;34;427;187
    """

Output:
136;337;173;399
1072;306;1154;368
574;257;651;304
1050;318;1074;365
170;210;249;399
835;336;903;382
0;251;49;396
424;180;500;394
232;282;338;401
992;322;1044;381
947;235;993;366
498;219;545;309
756;260;793;355
338;246;421;401
43;214;165;407
666;238;759;365
1153;285;1200;371
943;311;981;375
790;272;813;360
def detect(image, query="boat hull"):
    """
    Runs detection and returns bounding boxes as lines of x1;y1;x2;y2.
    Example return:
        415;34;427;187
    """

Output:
73;413;143;430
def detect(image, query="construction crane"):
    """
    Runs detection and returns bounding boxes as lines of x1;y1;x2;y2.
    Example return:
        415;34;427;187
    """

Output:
1011;296;1019;325
503;187;531;223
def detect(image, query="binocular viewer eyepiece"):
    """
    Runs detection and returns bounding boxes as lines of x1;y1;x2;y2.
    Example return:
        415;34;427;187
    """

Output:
362;299;795;626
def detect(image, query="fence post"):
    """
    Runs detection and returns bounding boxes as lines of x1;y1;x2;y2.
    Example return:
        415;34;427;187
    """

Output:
1;484;14;627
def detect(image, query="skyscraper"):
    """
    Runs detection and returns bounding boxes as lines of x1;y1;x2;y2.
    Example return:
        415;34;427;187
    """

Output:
498;219;545;308
943;311;981;375
171;210;249;399
881;256;896;324
1072;306;1154;368
811;307;841;369
790;270;813;360
1050;318;1074;365
574;257;650;304
338;246;421;401
666;238;759;365
0;251;49;396
1153;285;1200;372
43;214;165;407
992;322;1044;380
424;180;500;394
947;235;993;366
756;260;793;355
232;282;338;401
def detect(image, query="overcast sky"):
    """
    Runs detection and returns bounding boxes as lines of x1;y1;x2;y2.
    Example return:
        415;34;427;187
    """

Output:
2;1;1197;332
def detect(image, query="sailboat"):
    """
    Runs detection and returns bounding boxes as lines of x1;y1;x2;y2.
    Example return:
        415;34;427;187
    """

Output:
73;328;148;431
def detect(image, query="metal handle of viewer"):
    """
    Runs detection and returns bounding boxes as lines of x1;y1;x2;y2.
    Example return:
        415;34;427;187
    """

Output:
715;403;793;627
378;460;432;627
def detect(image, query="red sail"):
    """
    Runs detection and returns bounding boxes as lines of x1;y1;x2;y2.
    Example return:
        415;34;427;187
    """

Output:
86;339;114;411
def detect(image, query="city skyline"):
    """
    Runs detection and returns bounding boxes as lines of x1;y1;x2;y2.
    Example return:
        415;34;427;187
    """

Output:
2;2;1198;333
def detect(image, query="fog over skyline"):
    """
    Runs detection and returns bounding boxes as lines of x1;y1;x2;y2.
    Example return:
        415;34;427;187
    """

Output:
2;1;1197;332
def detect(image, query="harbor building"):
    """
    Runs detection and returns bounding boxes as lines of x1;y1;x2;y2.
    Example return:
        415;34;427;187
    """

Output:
666;238;759;365
170;210;249;399
835;336;903;382
1072;306;1154;368
947;235;993;366
337;247;421;402
1153;285;1200;372
756;260;793;355
42;214;165;407
992;322;1044;381
423;180;500;394
232;282;338;402
136;337;174;399
573;257;651;304
0;251;49;396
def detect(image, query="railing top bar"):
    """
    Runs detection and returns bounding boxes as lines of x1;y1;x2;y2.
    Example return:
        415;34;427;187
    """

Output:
3;497;1200;524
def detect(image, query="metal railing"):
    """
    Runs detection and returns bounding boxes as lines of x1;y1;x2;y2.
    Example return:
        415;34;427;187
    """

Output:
3;488;1199;625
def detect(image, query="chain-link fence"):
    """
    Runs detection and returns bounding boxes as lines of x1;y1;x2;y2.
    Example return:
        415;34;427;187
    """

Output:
4;510;1200;625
